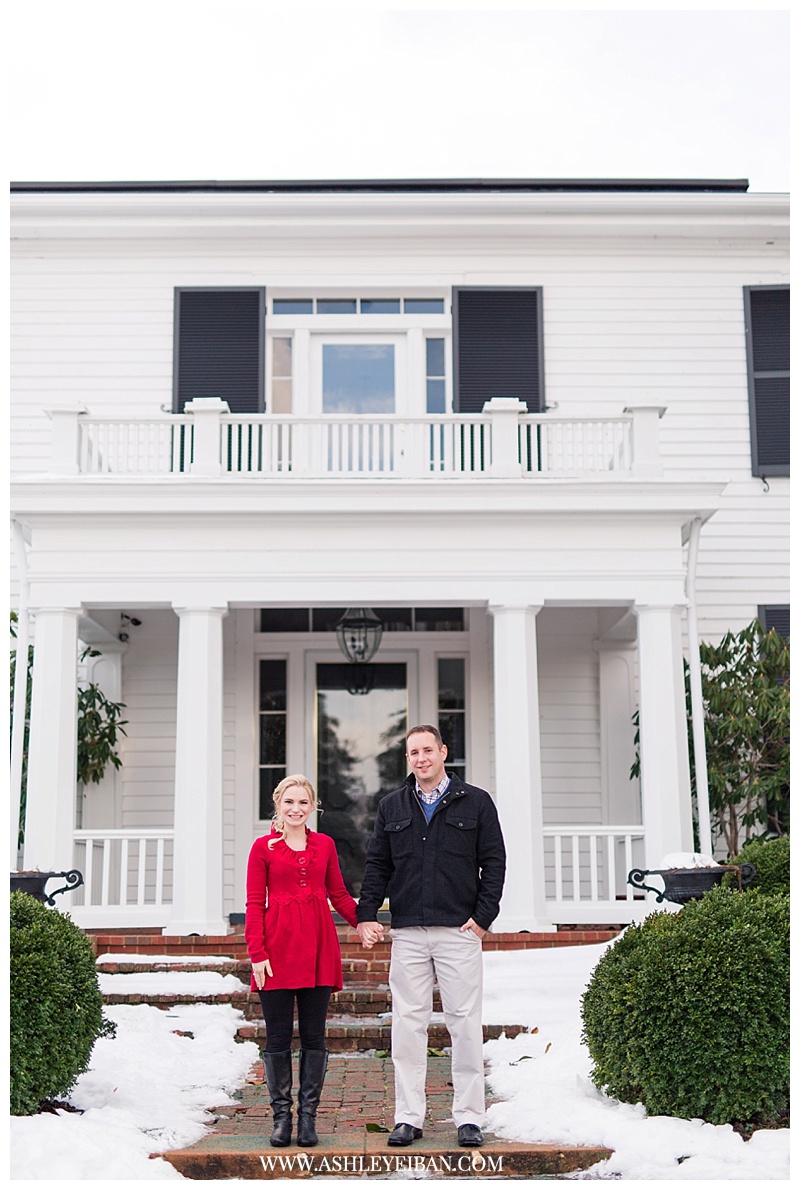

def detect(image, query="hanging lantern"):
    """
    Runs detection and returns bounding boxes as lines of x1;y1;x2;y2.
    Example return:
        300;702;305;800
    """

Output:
335;607;383;665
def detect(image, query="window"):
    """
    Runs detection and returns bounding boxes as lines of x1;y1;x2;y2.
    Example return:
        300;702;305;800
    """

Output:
426;339;446;413
268;294;449;415
259;607;465;633
174;288;265;413
453;287;544;413
438;658;466;782
744;286;789;476
259;660;287;819
271;337;293;414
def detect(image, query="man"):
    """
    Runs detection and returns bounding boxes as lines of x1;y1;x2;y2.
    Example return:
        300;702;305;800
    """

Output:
357;725;506;1148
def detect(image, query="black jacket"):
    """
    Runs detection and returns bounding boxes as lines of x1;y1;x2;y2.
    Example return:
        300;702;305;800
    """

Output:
356;773;506;931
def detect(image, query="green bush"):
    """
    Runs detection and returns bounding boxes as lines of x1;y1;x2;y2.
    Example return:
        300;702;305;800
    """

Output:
726;835;790;897
581;887;789;1127
10;891;115;1115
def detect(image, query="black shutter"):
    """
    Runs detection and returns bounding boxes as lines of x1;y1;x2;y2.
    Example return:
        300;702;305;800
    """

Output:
174;289;264;413
759;605;790;640
745;287;789;475
453;288;543;413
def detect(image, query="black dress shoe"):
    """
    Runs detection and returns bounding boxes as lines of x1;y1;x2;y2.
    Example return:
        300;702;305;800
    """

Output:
457;1123;484;1146
388;1123;423;1146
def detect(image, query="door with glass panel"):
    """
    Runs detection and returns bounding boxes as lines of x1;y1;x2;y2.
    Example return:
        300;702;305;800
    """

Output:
315;661;408;896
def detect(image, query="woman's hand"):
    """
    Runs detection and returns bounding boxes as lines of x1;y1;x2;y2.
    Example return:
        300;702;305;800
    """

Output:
252;958;273;989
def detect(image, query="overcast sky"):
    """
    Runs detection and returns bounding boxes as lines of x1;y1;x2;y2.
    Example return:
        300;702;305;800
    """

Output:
7;2;790;192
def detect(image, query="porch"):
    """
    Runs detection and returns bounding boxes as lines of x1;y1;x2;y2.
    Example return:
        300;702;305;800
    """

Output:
13;399;724;935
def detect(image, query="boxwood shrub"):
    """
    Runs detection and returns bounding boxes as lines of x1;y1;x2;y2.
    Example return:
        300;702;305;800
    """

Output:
581;887;789;1127
727;835;789;897
10;891;115;1115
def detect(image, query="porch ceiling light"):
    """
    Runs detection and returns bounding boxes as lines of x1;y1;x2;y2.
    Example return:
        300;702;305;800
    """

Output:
335;607;383;665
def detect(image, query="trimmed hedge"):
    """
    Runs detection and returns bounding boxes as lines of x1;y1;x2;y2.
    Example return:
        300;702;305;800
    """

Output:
10;891;115;1115
581;887;789;1126
727;835;790;897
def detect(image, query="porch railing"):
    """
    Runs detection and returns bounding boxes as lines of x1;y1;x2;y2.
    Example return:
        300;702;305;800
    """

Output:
50;399;664;480
71;829;173;925
543;825;648;924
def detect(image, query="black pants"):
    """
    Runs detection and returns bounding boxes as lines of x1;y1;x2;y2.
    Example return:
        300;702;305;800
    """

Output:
258;986;332;1053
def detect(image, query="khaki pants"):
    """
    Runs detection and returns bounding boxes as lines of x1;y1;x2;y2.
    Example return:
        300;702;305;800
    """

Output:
388;926;485;1129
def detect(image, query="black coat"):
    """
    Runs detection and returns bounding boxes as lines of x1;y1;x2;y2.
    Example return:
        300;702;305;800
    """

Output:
356;773;506;931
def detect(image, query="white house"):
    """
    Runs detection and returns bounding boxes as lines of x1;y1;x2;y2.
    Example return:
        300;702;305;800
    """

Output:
9;179;789;935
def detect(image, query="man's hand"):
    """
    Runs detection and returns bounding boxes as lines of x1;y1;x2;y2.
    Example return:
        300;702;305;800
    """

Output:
357;921;384;949
252;958;273;989
459;918;486;940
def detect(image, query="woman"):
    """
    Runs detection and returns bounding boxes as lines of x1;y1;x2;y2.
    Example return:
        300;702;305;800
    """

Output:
245;774;358;1148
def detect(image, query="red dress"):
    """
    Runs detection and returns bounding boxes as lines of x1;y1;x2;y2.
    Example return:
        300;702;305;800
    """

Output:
244;830;358;992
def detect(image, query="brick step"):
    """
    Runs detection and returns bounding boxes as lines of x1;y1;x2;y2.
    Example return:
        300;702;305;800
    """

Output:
236;1020;527;1051
89;928;620;958
160;1141;613;1180
101;986;445;1018
96;956;392;981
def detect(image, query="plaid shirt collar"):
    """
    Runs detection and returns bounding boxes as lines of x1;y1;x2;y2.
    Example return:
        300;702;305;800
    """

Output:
415;773;451;805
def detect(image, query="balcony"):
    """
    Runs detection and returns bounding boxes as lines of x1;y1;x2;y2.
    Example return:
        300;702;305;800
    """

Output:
47;398;665;481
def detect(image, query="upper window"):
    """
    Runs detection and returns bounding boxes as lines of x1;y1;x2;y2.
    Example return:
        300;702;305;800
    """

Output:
174;288;265;413
453;288;544;413
268;295;449;416
744;286;789;476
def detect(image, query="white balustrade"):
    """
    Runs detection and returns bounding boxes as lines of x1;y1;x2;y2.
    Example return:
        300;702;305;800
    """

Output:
77;418;193;475
72;830;173;921
54;404;658;481
543;825;648;923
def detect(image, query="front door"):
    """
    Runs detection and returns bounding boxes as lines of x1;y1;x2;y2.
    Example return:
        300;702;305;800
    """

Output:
315;661;408;896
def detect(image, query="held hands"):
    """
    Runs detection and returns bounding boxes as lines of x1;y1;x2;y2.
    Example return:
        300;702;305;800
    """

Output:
252;958;273;989
357;921;384;949
459;917;486;940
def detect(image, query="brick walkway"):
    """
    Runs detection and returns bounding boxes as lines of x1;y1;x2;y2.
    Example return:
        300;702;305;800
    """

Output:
215;1052;489;1137
158;1052;613;1178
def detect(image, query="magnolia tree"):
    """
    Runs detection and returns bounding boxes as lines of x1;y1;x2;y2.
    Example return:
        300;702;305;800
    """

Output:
689;620;789;857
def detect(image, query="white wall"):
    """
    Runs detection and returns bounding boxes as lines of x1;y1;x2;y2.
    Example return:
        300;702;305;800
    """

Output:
10;225;788;639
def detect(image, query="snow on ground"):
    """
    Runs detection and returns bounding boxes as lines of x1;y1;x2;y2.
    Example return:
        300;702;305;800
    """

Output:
482;940;790;1181
10;940;790;1181
96;953;235;965
98;971;248;995
10;1002;258;1180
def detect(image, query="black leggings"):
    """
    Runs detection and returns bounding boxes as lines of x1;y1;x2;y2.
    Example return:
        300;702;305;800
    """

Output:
258;986;332;1053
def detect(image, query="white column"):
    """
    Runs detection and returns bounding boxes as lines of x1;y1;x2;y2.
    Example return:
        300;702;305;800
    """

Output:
488;603;552;931
24;606;83;873
166;605;228;936
636;604;694;867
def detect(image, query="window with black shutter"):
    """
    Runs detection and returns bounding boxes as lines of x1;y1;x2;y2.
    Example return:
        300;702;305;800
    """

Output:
744;286;789;476
174;288;265;413
758;605;790;640
453;288;544;413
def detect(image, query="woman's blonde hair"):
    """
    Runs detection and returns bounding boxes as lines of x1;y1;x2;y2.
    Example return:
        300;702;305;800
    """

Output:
268;774;318;848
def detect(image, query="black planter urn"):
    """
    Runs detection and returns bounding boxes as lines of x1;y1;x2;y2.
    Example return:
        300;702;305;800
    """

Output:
627;862;756;905
10;869;84;906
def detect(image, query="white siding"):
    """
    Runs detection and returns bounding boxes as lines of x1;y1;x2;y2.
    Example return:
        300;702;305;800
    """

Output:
538;609;603;826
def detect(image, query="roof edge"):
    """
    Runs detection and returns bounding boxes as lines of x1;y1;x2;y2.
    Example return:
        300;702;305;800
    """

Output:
10;177;751;195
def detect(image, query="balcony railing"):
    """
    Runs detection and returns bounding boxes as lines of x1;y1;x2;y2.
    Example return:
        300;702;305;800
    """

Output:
47;398;664;480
